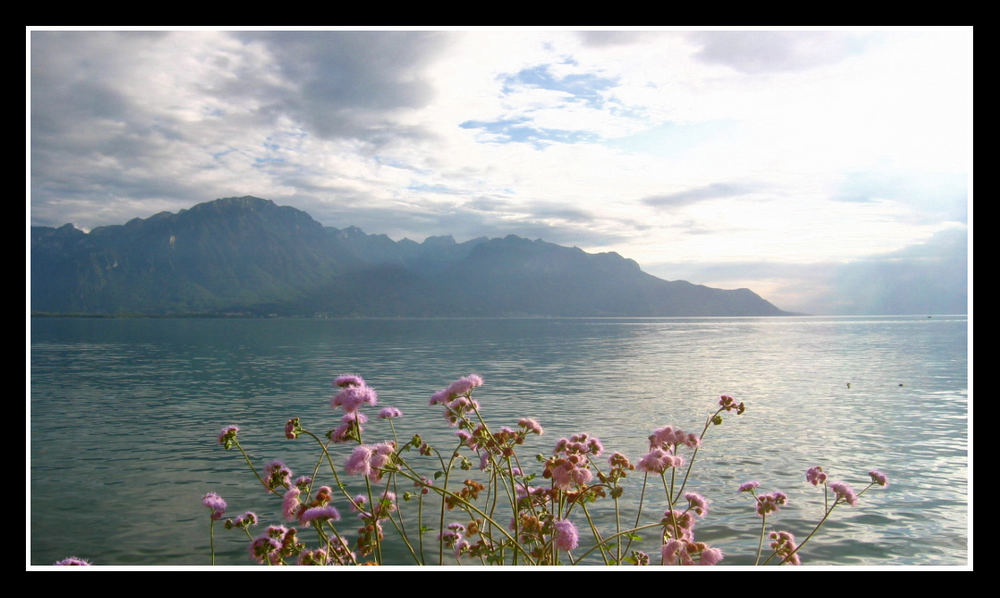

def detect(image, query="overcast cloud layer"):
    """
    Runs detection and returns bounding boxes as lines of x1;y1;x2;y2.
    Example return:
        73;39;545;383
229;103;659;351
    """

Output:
28;28;972;314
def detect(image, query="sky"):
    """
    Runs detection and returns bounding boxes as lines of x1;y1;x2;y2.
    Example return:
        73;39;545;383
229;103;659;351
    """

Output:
27;27;972;315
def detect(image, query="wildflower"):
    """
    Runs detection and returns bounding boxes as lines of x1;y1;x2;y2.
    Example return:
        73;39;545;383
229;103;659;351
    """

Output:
232;511;258;528
868;470;889;488
447;374;484;397
661;510;696;541
300;505;342;523
699;547;724;565
649;425;700;450
806;466;827;486
344;445;374;478
282;488;301;522
217;425;239;449
684;492;710;517
331;384;378;413
284;417;302;439
553;519;579;551
830;481;859;506
54;557;91;565
249;535;282;565
202;492;227;520
294;476;312;490
769;531;801;565
344;442;395;481
379;406;403;419
518;417;544;435
661;539;692;565
718;394;745;414
755;491;788;517
738;481;760;493
637;448;683;474
333;374;365;388
264;460;293;490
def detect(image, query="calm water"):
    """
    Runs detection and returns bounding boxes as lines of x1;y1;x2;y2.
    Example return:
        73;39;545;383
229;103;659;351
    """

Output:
29;315;969;567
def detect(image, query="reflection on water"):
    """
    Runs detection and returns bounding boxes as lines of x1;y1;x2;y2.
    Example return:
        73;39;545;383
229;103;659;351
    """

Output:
30;316;968;566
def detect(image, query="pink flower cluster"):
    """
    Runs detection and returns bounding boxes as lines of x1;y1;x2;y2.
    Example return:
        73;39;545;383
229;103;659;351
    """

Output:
755;491;788;517
718;394;746;414
661;539;724;566
544;433;604;490
430;375;484;426
217;425;239;449
868;470;889;487
329;375;380;441
829;481;858;506
769;530;801;565
806;466;827;486
439;522;472;557
553;518;579;551
202;491;227;520
344;442;396;481
264;460;293;491
54;556;91;566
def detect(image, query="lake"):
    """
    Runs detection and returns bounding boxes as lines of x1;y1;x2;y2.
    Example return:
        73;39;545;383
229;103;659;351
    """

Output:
28;315;969;567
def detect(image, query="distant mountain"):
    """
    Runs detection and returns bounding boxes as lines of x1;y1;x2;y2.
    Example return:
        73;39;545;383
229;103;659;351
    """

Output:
30;196;790;317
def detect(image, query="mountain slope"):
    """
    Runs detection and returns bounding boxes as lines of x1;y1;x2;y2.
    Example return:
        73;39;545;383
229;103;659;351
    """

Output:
30;196;789;316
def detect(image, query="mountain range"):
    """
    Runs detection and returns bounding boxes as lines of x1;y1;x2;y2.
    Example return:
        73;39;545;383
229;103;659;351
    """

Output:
30;196;790;317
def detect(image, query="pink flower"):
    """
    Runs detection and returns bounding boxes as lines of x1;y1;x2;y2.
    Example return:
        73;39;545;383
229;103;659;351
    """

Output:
284;417;301;439
264;460;293;490
738;481;760;493
202;492;227;520
233;511;258;527
769;531;801;565
333;374;365;388
282;488;301;521
806;466;827;486
518;417;544;435
344;445;374;478
661;539;693;565
684;492;709;517
54;557;91;565
755;491;788;517
637;448;682;473
217;425;239;448
300;505;342;523
553;519;579;551
699;547;724;566
447;374;484;397
331;385;378;413
378;407;403;419
868;470;889;487
830;481;859;506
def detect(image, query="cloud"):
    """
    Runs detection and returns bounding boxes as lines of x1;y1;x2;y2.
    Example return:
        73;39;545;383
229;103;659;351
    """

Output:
642;182;765;209
687;30;870;74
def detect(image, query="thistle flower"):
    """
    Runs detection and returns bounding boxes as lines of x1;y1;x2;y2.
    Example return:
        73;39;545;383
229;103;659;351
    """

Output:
202;492;227;520
553;519;579;551
830;481;859;506
806;466;827;486
54;557;91;565
868;470;889;488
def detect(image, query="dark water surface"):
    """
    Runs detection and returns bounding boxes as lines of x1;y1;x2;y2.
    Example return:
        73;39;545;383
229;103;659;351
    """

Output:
29;315;969;567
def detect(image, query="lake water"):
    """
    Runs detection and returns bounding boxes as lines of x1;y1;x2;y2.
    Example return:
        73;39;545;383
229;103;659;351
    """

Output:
28;315;970;567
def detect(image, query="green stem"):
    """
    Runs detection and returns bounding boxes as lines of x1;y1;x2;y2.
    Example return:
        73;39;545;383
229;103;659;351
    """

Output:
209;519;216;565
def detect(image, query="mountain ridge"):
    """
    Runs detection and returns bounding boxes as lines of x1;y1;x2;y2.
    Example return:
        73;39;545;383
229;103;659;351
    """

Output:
30;196;791;317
